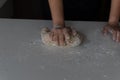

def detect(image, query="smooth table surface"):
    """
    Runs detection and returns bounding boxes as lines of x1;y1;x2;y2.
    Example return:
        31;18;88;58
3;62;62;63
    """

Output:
0;19;120;80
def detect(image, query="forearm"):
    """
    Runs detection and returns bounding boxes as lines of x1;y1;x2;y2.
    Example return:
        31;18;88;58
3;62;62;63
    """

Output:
109;0;120;24
48;0;65;27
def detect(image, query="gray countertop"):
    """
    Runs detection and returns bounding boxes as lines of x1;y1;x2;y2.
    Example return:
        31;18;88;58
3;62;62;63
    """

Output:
0;19;120;80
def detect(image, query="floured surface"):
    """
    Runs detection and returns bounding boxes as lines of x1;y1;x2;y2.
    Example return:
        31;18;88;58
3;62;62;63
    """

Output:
0;19;120;80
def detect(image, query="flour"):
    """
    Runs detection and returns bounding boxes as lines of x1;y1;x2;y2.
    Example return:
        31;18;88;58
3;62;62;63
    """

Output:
40;65;45;70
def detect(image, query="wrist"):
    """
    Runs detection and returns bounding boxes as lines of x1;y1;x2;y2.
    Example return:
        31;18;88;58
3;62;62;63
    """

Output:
53;20;65;28
108;22;119;26
53;24;65;29
108;16;119;25
53;22;65;28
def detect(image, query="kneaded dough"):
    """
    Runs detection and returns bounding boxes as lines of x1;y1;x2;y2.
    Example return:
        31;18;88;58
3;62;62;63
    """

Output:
40;27;83;48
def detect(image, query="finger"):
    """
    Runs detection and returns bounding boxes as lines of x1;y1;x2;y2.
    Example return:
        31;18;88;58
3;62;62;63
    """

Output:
49;32;54;41
53;33;59;45
52;29;57;41
102;27;108;36
45;27;50;32
72;29;77;36
52;30;59;45
58;34;65;46
51;29;56;41
119;32;120;42
63;29;71;40
58;30;65;46
112;30;117;41
66;26;72;32
116;31;120;42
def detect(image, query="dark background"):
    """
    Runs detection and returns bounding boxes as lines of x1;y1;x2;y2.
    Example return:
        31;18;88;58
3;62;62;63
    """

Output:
1;0;110;21
13;0;111;21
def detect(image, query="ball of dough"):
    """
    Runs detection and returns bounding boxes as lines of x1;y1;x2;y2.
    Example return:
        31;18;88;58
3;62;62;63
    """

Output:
41;27;83;48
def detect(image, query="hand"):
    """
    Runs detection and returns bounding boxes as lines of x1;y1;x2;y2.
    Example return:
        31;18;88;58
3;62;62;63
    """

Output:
49;27;73;46
102;23;120;42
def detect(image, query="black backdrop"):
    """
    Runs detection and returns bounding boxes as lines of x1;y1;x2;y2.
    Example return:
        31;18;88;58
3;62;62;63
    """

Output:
13;0;111;21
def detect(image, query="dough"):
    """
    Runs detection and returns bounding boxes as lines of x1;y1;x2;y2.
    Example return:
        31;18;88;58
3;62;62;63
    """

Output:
41;27;83;48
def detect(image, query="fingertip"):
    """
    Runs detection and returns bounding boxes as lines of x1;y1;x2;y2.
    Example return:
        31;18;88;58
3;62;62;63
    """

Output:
103;32;107;36
51;32;54;41
55;36;59;46
56;41;59;46
53;34;57;41
72;29;77;36
60;42;64;46
112;31;117;41
49;32;52;39
102;29;107;36
63;31;71;40
103;26;109;35
113;37;116;41
59;35;65;46
116;32;120;43
119;32;120;42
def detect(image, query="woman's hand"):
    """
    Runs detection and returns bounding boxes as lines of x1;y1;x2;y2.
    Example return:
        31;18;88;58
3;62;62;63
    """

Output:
49;27;73;46
102;23;120;42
